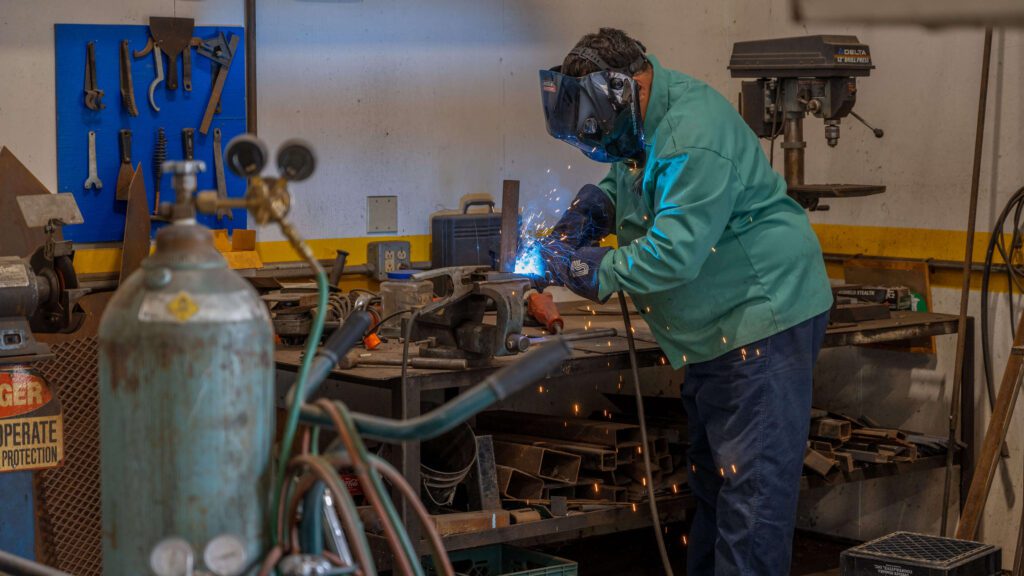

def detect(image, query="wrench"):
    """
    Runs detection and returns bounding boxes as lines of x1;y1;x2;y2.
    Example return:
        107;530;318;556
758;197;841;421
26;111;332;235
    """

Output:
83;41;104;111
148;46;164;112
84;131;102;190
133;38;164;112
213;128;232;221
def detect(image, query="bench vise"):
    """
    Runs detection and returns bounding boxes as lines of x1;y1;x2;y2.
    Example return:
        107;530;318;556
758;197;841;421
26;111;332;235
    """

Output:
410;266;531;362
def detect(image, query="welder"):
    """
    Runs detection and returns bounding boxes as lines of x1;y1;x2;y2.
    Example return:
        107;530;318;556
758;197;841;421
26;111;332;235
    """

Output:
535;28;833;575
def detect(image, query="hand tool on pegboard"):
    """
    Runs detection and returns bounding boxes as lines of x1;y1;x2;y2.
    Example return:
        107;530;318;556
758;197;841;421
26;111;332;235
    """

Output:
151;128;166;214
181;127;195;161
133;38;163;112
118;40;138;116
212;128;232;221
115;130;133;201
83;131;102;191
198;34;239;134
83;41;104;111
149;17;194;92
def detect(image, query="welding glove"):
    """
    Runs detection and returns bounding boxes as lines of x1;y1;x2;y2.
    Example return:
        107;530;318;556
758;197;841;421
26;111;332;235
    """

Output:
540;242;612;302
548;184;616;249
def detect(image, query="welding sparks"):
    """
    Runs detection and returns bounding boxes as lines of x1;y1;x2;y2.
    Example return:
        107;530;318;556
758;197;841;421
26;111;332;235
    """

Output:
731;464;738;474
682;535;688;546
537;386;545;394
573;403;580;416
631;503;637;512
672;484;679;494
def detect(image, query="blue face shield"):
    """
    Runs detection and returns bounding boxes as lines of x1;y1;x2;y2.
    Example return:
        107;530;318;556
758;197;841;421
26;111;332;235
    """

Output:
539;67;646;164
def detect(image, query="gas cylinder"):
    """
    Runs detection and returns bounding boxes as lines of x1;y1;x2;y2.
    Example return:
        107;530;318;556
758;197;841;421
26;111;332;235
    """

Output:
99;162;273;574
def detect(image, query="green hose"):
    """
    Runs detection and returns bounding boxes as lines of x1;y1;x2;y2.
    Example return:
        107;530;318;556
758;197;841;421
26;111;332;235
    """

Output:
333;401;424;576
271;268;329;547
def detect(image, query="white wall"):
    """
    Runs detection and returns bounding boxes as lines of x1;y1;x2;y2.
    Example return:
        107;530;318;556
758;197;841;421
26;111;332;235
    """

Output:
3;0;1024;565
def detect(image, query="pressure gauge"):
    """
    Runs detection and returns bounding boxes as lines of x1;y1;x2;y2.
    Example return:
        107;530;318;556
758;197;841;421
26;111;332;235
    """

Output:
150;537;195;576
225;134;268;177
276;139;316;182
203;534;248;576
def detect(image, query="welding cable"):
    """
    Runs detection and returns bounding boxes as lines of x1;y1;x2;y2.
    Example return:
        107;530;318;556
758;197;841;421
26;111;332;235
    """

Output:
287;454;377;574
257;545;284;576
368;309;414;336
979;185;1024;424
368;454;454;576
319;452;454;576
315;399;422;576
618;291;675;576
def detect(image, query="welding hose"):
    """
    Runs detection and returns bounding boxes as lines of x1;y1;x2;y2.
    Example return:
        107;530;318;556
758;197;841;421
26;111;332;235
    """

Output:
285;454;377;575
315;399;422;576
272;259;330;549
316;452;455;576
619;291;674;576
299;339;573;441
285;311;374;406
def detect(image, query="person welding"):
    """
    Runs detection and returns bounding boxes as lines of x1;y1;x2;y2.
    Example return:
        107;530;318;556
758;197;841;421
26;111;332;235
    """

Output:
534;28;833;576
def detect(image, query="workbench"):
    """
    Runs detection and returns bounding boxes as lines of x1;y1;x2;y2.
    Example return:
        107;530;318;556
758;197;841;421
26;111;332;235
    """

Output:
275;305;974;560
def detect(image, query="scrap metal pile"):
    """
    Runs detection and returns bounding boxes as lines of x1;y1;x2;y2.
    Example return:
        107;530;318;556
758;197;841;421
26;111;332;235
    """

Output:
803;410;949;478
476;410;687;509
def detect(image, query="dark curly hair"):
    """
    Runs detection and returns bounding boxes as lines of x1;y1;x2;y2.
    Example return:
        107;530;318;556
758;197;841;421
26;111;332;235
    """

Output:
562;27;649;77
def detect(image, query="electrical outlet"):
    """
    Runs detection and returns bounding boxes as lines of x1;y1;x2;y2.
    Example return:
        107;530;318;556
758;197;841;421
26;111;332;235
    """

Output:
366;241;411;281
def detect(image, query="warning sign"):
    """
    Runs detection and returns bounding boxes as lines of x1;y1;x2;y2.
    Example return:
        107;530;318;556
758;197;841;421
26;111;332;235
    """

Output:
0;368;63;472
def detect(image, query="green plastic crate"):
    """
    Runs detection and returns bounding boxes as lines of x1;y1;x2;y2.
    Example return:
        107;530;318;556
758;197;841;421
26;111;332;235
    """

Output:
425;544;578;576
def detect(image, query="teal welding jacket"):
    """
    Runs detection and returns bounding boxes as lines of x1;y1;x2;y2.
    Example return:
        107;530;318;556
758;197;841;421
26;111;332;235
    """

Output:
596;55;833;368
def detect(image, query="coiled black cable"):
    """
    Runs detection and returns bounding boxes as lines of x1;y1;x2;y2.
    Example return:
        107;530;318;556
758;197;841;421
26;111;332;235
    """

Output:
980;185;1024;420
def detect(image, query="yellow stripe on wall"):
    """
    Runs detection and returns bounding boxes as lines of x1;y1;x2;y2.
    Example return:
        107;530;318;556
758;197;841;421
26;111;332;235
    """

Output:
70;225;1012;292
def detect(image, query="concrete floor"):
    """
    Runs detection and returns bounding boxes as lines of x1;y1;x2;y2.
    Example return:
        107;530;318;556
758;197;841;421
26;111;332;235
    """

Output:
539;527;850;575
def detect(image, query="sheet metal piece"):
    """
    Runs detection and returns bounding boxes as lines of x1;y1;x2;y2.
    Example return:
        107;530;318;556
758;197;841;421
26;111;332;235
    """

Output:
499;179;519;273
493;440;581;484
0;148;58;258
15;194;84;228
118;164;150;284
495;465;543;500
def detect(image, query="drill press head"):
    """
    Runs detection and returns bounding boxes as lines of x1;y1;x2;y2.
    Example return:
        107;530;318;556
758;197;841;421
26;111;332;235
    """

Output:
729;35;874;147
728;35;885;210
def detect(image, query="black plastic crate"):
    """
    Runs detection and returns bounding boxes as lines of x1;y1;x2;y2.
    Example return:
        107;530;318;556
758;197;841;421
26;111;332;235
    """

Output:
841;532;1001;576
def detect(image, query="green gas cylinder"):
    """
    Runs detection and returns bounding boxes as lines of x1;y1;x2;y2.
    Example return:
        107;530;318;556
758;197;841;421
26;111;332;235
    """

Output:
99;162;273;575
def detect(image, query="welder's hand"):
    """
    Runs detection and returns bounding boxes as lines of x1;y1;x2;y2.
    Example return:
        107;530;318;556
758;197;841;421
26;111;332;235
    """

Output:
550;184;616;249
540;241;611;303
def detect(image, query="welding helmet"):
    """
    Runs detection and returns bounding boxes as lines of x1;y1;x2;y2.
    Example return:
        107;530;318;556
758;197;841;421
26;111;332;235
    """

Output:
539;46;647;164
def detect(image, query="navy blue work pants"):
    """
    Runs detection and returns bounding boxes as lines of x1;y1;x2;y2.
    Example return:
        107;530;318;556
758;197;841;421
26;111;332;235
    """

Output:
682;312;828;575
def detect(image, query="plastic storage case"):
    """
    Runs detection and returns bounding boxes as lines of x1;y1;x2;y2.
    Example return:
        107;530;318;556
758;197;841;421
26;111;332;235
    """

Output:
431;198;505;269
840;532;1001;576
425;544;578;576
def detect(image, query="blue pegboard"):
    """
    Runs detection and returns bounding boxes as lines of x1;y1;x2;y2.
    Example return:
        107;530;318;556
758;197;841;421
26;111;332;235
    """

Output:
55;23;248;243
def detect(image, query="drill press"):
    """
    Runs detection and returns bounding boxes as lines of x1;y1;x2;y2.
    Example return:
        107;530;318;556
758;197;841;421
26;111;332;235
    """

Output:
729;35;886;210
